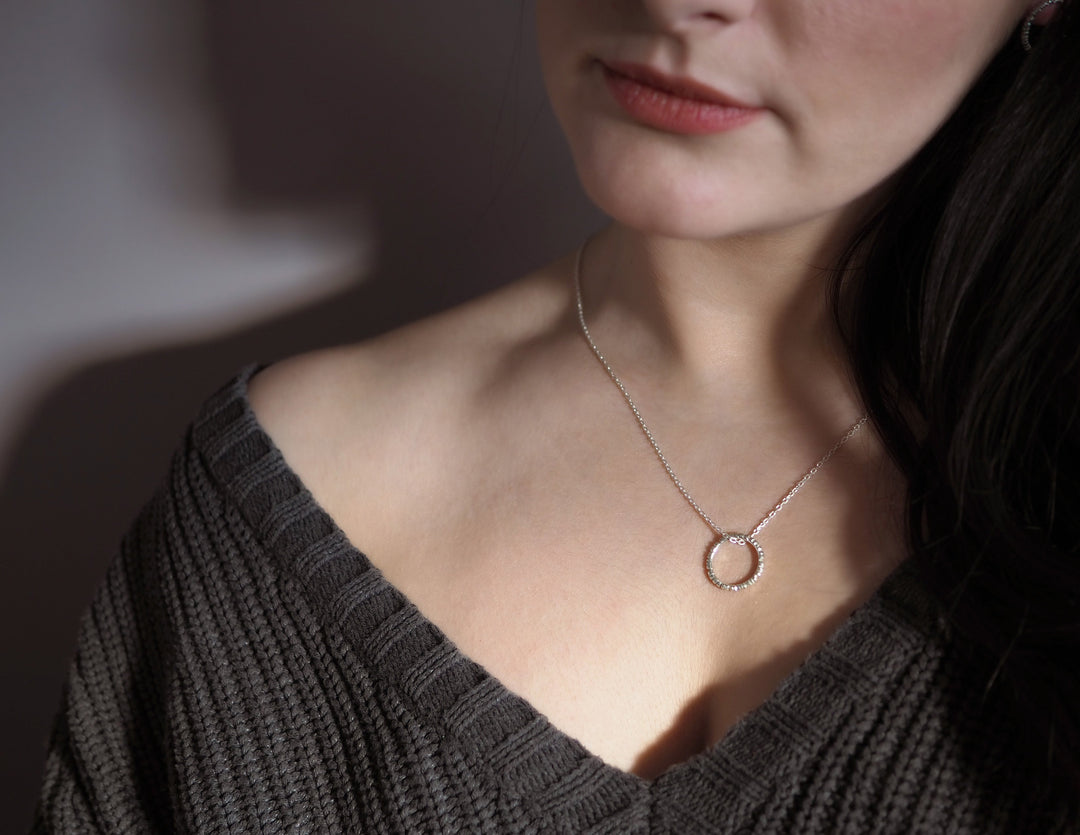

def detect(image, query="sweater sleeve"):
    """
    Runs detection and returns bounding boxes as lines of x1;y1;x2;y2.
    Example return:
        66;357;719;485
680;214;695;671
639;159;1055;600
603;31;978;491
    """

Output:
32;447;189;833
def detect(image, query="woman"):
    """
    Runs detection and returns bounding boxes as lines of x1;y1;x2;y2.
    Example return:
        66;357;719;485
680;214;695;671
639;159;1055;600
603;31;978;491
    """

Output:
34;1;1079;832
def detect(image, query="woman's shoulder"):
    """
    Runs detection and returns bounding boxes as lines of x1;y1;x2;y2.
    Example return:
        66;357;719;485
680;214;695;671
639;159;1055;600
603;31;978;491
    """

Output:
251;260;567;449
246;259;572;543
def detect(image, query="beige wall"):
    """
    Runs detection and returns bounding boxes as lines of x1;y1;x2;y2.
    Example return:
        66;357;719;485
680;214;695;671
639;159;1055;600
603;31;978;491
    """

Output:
0;0;602;824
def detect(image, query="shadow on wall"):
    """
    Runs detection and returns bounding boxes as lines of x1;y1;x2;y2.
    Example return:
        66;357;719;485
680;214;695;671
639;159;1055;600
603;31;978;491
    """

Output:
1;0;601;825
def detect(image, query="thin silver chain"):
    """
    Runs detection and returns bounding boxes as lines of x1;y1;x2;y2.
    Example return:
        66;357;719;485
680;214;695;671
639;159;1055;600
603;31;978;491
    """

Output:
573;243;867;564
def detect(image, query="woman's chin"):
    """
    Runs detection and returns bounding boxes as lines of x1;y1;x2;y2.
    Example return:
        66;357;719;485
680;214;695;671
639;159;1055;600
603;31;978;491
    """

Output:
578;180;762;241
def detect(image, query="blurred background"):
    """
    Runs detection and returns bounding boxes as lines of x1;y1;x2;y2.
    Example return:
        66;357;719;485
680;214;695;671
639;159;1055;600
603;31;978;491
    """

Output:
0;0;601;825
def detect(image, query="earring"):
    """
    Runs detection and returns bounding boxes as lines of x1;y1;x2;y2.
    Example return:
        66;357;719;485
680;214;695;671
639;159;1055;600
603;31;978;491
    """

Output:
1022;0;1065;51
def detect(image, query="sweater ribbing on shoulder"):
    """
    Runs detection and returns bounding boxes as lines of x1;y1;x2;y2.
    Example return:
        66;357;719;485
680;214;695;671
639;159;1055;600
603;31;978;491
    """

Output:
32;368;1072;833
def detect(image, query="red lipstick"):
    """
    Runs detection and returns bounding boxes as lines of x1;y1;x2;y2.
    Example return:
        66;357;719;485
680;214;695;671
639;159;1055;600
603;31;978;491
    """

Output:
599;61;764;135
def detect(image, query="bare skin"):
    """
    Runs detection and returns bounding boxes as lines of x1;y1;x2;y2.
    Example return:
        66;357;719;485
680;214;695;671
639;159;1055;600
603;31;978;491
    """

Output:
248;0;1046;783
249;227;906;779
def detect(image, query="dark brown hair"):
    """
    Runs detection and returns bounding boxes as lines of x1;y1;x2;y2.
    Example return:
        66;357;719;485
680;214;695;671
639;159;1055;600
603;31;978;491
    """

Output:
835;1;1080;808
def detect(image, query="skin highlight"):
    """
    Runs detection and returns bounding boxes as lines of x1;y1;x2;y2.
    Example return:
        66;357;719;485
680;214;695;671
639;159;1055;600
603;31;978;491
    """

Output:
248;0;1051;777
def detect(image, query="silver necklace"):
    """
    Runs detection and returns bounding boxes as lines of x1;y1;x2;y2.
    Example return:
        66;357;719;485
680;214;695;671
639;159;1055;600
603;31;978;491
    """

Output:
573;244;868;591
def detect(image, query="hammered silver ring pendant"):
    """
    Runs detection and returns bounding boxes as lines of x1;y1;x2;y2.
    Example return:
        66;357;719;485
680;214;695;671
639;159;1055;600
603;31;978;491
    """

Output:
705;533;765;591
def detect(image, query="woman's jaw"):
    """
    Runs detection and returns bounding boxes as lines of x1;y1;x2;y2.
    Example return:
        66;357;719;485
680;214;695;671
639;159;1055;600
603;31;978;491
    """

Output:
536;0;1029;247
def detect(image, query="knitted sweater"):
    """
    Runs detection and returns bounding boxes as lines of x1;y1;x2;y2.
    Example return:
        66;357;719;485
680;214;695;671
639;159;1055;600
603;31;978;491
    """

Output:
33;368;1072;833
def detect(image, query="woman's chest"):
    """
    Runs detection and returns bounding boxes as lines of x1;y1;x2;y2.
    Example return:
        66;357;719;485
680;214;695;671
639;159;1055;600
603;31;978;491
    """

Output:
359;520;896;778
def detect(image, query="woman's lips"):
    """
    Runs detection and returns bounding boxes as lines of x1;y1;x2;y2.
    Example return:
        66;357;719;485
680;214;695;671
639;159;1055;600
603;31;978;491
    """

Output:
599;61;764;135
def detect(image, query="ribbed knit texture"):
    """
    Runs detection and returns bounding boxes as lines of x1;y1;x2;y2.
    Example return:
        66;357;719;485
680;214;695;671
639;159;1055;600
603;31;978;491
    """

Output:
32;368;1072;833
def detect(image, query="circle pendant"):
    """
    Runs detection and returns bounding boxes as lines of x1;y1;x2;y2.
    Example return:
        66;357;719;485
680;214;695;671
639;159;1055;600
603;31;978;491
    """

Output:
705;533;765;591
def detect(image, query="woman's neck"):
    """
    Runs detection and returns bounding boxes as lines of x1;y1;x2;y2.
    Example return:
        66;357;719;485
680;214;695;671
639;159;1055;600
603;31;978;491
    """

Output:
580;223;857;412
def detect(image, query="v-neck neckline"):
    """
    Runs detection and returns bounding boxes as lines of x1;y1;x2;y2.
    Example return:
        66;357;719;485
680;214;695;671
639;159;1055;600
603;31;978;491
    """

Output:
194;365;943;830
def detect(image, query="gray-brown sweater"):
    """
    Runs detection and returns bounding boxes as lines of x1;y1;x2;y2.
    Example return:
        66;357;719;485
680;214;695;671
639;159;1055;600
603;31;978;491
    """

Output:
33;368;1072;833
